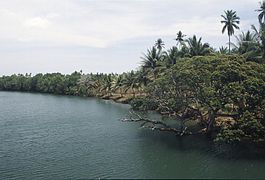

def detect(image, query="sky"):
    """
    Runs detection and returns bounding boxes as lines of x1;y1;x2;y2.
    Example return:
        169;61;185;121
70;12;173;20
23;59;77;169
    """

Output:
0;0;260;75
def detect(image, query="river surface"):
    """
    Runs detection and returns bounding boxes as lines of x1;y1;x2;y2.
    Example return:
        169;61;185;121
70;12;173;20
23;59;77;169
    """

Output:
0;91;265;179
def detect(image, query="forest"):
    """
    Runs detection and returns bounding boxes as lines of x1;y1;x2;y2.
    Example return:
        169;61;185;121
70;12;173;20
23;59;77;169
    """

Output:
1;1;265;145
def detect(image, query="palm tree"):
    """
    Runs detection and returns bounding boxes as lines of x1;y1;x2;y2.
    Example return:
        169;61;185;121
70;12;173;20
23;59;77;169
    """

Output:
233;30;261;61
186;35;211;56
100;74;113;96
221;10;240;53
256;0;265;24
141;47;163;70
154;38;165;51
135;68;149;88
219;46;229;54
141;47;163;78
163;46;180;66
251;25;265;61
122;71;139;97
77;74;97;95
111;74;124;96
175;31;186;48
233;31;259;53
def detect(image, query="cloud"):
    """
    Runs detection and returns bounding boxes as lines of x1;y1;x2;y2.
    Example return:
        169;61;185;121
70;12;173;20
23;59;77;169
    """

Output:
0;0;259;48
24;17;51;29
0;0;261;75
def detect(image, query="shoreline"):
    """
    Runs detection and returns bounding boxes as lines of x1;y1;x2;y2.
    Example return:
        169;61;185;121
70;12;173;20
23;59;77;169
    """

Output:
0;90;135;104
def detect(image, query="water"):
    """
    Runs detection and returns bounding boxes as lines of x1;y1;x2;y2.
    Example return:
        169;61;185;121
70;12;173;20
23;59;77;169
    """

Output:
0;91;265;179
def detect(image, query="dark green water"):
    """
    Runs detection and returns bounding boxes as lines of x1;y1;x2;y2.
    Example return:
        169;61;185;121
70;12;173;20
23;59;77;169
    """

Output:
1;91;265;179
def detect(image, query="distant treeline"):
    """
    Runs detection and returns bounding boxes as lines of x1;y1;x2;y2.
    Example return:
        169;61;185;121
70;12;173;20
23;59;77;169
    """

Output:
0;72;82;95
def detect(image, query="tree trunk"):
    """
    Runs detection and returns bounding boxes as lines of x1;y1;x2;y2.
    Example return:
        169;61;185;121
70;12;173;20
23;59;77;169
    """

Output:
206;109;216;133
228;35;231;54
119;89;122;97
132;89;135;98
180;118;184;133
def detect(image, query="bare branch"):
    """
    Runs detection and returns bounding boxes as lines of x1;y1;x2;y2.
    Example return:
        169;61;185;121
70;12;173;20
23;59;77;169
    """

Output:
121;111;202;136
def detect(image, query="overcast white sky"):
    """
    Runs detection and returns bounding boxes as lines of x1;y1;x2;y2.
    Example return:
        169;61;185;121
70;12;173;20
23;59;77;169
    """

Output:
0;0;260;75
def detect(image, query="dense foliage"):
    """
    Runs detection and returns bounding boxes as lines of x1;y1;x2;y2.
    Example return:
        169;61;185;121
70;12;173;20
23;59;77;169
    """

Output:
0;72;82;95
145;55;265;143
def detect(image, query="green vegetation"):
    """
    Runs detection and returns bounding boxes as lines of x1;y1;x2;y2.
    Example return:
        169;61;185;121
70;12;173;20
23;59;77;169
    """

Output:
1;1;265;145
144;55;265;144
0;72;82;95
221;10;240;53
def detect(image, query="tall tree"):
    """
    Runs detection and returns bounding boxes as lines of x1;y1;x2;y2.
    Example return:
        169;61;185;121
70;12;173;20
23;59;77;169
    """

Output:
141;47;163;79
186;35;211;56
154;38;165;51
256;0;265;24
141;47;160;70
233;30;261;61
111;74;124;96
252;24;265;61
219;46;229;54
175;31;186;48
221;10;240;53
164;47;180;66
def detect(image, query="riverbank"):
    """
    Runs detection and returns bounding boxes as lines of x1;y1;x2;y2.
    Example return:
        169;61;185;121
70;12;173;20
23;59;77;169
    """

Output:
100;94;134;104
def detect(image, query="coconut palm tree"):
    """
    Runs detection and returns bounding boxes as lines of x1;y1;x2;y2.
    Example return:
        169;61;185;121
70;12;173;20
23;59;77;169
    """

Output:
77;74;96;95
232;30;261;61
186;35;211;56
135;68;150;88
219;46;229;54
221;10;240;53
163;46;181;66
122;71;139;97
175;31;186;48
251;25;265;61
154;38;165;51
256;0;265;24
233;31;259;53
141;47;163;78
100;74;113;96
111;74;124;96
